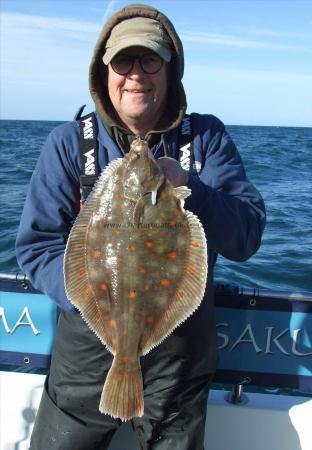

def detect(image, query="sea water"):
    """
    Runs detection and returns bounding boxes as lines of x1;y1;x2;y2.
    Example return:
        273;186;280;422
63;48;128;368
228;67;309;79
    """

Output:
0;119;311;293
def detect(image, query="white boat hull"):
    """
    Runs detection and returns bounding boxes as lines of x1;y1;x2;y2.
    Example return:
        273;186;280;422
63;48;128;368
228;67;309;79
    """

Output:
1;371;311;450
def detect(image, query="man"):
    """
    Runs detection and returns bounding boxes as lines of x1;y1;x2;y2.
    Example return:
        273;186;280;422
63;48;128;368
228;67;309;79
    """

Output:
16;4;266;450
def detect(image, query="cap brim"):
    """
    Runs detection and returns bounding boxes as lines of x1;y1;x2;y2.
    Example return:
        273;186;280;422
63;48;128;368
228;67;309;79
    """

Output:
103;38;171;65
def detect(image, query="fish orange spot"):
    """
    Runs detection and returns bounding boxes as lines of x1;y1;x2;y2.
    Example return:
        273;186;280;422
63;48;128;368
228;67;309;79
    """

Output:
191;242;199;248
146;315;154;324
139;267;146;273
85;287;92;297
167;252;177;260
146;240;154;249
161;192;168;200
96;312;101;321
93;250;101;258
109;319;117;329
100;283;108;291
174;209;182;218
169;220;176;227
128;291;138;299
160;279;170;288
187;266;196;276
178;290;185;298
122;356;129;364
163;311;170;322
79;268;86;277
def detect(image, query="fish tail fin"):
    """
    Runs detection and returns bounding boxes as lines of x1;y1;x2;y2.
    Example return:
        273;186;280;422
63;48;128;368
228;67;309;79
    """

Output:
100;356;144;421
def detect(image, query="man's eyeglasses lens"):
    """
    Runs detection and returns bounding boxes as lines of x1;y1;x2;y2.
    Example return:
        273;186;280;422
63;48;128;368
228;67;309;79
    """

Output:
111;53;163;75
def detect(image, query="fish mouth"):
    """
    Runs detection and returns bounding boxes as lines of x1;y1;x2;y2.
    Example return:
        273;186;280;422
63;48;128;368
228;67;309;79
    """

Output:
131;138;149;157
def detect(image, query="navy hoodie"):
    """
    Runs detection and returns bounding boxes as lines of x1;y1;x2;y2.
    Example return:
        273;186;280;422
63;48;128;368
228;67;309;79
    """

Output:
15;2;266;375
16;112;265;313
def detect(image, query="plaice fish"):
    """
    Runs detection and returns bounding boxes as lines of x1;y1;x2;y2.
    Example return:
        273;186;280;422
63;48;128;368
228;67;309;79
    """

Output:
64;139;208;421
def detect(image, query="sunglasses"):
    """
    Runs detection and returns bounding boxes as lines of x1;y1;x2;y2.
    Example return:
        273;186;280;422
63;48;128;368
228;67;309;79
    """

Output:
111;53;163;75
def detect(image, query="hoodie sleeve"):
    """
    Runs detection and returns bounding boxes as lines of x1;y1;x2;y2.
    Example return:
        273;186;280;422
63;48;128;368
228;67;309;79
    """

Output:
15;123;81;311
185;114;266;262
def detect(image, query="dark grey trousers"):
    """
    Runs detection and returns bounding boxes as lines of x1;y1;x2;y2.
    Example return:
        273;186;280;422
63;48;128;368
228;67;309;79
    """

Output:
30;312;215;450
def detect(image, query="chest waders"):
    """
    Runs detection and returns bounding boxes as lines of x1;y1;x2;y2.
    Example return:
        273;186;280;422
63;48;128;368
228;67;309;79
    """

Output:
29;110;214;450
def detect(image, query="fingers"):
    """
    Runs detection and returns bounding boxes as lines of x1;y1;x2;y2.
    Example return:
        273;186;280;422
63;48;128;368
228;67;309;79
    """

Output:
156;157;189;187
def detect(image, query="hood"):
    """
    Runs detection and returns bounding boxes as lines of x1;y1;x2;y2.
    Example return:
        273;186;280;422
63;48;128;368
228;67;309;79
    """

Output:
89;3;187;135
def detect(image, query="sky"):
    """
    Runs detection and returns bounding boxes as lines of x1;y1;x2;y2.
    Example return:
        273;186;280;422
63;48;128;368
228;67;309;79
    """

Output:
1;0;312;127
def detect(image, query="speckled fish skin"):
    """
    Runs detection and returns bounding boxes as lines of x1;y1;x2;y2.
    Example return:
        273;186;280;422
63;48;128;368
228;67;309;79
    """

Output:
64;139;208;421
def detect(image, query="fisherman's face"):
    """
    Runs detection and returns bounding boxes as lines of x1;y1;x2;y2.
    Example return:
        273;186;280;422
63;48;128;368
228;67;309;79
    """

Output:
107;46;168;135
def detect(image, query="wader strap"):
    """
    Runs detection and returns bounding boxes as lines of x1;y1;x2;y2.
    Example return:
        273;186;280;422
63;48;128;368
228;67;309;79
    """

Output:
78;112;194;205
178;114;195;174
74;104;86;121
79;112;99;203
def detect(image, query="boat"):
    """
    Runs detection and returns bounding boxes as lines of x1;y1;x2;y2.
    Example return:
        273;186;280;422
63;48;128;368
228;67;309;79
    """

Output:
1;272;311;450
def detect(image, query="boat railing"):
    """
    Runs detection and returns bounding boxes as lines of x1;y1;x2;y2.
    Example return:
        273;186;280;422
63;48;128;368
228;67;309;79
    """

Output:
1;271;311;400
1;271;312;301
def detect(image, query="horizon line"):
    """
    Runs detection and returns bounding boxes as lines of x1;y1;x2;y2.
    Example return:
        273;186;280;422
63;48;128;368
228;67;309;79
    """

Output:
0;117;311;129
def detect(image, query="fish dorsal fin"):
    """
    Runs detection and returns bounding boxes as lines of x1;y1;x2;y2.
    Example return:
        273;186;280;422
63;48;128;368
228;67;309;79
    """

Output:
89;158;123;200
64;157;124;353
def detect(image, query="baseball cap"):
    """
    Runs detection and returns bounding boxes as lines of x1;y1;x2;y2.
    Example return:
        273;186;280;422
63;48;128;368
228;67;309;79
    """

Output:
103;17;172;64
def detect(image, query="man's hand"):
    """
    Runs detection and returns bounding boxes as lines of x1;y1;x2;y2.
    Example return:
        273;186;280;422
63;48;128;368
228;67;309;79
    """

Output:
157;157;189;187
